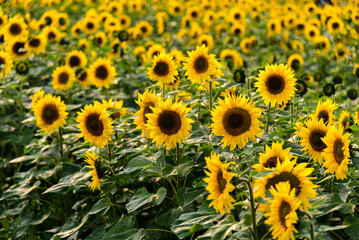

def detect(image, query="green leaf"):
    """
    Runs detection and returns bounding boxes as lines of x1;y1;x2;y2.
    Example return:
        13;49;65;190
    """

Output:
124;156;158;174
171;202;222;239
103;216;146;240
54;214;89;238
183;187;207;206
17;208;51;238
155;206;183;227
88;198;111;216
198;215;239;240
343;216;359;239
9;155;36;164
126;187;167;213
315;193;355;217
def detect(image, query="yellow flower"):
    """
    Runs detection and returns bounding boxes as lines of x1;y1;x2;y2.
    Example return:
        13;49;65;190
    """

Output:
76;68;91;87
33;94;68;134
76;101;114;149
31;89;45;111
66;50;87;68
146;98;193;149
147;53;178;85
264;181;301;240
0;50;13;75
254;157;318;211
210;94;263;151
84;151;104;191
253;142;294;171
354;111;359;125
287;54;303;71
6;37;30;60
310;98;337;125
101;98;128;120
203;152;236;215
255;64;297;107
52;65;76;91
3;15;28;42
183;44;221;85
338;110;351;131
26;34;47;55
322;125;351;180
88;58;116;89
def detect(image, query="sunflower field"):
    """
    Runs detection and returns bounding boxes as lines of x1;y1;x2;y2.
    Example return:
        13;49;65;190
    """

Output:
1;0;359;239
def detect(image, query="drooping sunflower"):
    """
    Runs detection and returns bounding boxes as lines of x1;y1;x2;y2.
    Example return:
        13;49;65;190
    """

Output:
26;35;47;55
254;157;318;210
338;110;351;131
147;53;178;85
31;89;45;111
146;99;193;149
287;54;303;71
183;44;221;85
310;98;337;125
255;64;297;107
133;90;161;137
220;49;243;70
203;152;236;215
296;118;329;164
76;101;114;149
52;65;76;91
3;16;28;42
0;50;13;75
322;125;351;180
264;181;301;240
84;151;104;191
101;98;128;120
88;58;116;89
33;94;68;134
253;141;294;171
211;94;263;151
6;37;30;60
66;50;87;68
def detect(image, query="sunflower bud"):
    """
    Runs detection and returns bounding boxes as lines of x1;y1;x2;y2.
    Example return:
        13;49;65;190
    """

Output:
15;61;29;75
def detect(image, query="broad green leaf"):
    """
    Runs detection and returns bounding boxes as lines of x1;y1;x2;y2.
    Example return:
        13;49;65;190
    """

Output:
198;215;239;240
88;198;111;216
126;187;167;213
155;206;183;227
103;216;146;240
53;214;89;239
343;216;359;239
124;156;158;174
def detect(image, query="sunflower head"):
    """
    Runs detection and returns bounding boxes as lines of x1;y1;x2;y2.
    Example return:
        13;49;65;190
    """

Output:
84;151;104;191
203;152;236;215
255;64;297;107
66;50;87;68
52;65;76;91
31;89;45;111
310;98;337;125
147;53;178;85
0;50;13;75
89;58;116;89
101;98;127;120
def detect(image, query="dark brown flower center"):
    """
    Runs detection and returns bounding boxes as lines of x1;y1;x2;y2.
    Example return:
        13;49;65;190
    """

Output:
29;38;40;47
234;13;240;19
95;65;109;80
58;72;69;84
140;26;147;33
85;113;104;136
265;172;301;196
309;130;326;151
143;102;154;124
0;57;5;65
154;61;169;76
87;22;94;29
333;139;345;164
174;6;180;12
12;41;27;56
191;11;198;18
263;157;280;168
77;70;87;81
291;59;300;71
223;108;251;136
9;23;21;35
317;110;329;124
94;159;104;179
266;75;285;95
279;201;291;228
332;22;339;29
309;31;315;37
157;110;181;135
297;24;304;30
42;104;59;124
194;56;209;73
48;31;56;40
234;28;241;35
69;56;80;67
216;170;227;193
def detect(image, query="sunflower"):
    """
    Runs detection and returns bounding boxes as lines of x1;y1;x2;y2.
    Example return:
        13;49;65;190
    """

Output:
88;58;116;89
33;94;68;134
160;75;181;91
31;89;45;111
136;20;153;38
57;12;69;30
133;90;161;137
267;18;282;36
310;98;337;125
203;152;236;215
254;157;318;210
230;23;246;38
220;49;243;70
66;50;87;68
314;35;331;53
296;118;329;164
168;2;183;16
322;125;351;180
0;11;8;29
82;17;99;35
6;37;30;60
41;26;63;42
197;34;214;51
147;53;178;85
169;49;186;67
327;17;344;35
229;7;246;22
240;37;252;54
305;25;320;41
183;44;221;85
210;94;263;151
253;142;294;171
255;64;297;107
335;43;347;60
264;181;301;240
93;32;107;48
101;98;127;120
26;35;47;55
78;38;89;52
146;44;165;61
118;14;131;29
3;16;28;42
146;99;193;149
287;54;303;71
76;101;114;149
0;50;13;75
338;110;351;130
354;111;359;125
84;151;104;191
52;65;76;91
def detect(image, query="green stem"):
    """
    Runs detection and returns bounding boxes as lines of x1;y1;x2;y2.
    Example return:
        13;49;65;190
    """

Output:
327;177;333;193
176;143;180;163
238;178;257;240
162;81;165;99
58;127;64;159
301;211;315;240
347;173;359;188
266;103;271;133
18;77;23;135
209;80;213;111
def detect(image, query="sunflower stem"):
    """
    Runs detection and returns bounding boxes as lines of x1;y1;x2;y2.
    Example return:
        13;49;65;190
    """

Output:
301;211;315;240
209;80;213;111
18;76;24;135
238;178;257;240
265;103;271;133
176;143;180;163
347;173;359;189
58;127;64;159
